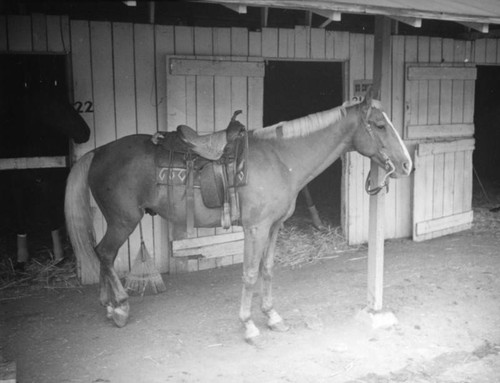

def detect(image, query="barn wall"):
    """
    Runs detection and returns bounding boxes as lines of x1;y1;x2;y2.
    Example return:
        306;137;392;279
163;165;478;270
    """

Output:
3;13;500;279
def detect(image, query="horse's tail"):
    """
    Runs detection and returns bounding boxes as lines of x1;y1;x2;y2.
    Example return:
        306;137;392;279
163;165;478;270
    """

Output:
65;151;100;280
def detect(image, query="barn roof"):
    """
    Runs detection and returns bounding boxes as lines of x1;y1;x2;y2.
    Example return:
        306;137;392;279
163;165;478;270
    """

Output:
200;0;500;31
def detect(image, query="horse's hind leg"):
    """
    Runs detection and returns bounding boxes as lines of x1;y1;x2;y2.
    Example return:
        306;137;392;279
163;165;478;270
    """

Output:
96;218;140;327
260;223;289;332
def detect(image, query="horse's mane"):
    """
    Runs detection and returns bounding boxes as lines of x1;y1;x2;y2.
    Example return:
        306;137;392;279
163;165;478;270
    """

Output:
252;105;347;140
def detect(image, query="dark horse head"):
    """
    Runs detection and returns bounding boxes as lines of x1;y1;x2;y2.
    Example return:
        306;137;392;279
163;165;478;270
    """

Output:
22;88;90;144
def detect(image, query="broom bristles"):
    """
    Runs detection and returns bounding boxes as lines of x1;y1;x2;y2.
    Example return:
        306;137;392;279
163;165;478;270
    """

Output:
124;242;167;296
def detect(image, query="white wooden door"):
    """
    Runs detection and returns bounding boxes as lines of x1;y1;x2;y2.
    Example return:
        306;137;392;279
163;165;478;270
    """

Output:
165;55;264;272
405;64;476;241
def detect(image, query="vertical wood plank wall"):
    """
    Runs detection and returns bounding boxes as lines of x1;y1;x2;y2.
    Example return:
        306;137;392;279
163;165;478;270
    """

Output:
3;14;500;278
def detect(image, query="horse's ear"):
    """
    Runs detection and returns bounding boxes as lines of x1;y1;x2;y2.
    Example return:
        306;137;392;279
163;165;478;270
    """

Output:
364;86;374;105
360;86;374;116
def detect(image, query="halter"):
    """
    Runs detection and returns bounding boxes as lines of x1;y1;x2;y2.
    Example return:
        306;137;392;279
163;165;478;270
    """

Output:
362;102;396;195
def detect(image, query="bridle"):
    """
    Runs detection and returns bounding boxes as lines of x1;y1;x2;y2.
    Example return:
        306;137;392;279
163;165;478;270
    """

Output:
362;103;396;195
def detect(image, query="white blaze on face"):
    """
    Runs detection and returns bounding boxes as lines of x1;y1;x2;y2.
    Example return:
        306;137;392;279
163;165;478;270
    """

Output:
382;111;412;173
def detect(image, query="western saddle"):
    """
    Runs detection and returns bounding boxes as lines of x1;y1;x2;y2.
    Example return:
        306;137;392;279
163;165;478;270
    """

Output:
151;110;248;233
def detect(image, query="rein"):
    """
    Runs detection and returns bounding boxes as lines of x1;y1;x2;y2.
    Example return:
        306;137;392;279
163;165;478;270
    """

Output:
362;103;396;195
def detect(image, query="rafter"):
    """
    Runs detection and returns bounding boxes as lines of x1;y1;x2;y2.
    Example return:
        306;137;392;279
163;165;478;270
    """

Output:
459;21;489;33
391;15;421;28
222;3;247;14
314;9;342;28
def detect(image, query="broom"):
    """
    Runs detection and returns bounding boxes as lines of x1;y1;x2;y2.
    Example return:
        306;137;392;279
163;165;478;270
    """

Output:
124;221;167;296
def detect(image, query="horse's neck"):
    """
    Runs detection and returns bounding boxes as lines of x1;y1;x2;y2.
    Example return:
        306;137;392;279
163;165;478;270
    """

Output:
272;113;357;190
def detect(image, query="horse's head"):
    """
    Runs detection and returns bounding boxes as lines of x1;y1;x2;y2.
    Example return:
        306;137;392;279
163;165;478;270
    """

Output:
351;89;412;189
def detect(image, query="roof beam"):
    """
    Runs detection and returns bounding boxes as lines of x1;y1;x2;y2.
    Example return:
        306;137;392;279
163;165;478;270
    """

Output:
222;3;247;14
391;15;421;28
314;9;342;28
459;22;489;33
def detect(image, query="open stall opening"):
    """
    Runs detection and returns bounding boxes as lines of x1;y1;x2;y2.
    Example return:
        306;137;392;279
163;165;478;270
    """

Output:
473;65;500;207
0;55;70;254
263;60;343;226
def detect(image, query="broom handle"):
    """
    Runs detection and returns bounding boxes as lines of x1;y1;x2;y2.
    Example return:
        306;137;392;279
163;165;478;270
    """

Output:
139;220;145;261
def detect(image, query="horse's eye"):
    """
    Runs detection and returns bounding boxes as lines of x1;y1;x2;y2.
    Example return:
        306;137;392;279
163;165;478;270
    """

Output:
374;122;386;130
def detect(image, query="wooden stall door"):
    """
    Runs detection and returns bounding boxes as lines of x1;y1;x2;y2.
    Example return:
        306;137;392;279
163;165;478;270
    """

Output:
405;64;476;241
165;56;264;272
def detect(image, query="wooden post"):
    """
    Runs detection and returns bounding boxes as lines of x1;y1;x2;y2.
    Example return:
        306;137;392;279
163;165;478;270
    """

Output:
367;16;392;311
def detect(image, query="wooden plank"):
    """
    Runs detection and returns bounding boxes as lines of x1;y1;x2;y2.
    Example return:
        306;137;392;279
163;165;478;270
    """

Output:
212;28;230;55
31;14;47;52
311;28;326;59
194;26;213;55
278;28;290;58
294;26;310;58
403;36;418;138
262;28;278;57
408;66;477;81
333;31;349;60
47;15;69;52
407;124;474;140
7;15;32;51
70;20;95;159
249;30;262;57
0;156;67;170
432;153;444;218
247;76;263;131
417;138;475;156
173;232;244;250
170;58;264;77
453;151;465;214
415;210;473;237
451;79;464;124
473;38;486;64
134;23;157;135
442;152;455;217
325;30;334;59
442;38;454;63
90;21;116;146
486;38;497;63
439;79;452;125
463;150;473;212
155;25;175;132
463;80;475;123
173;239;244;259
113;22;136;138
231;27;248;57
174;26;194;55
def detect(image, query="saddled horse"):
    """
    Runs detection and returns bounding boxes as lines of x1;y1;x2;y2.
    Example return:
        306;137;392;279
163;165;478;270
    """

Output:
65;90;412;341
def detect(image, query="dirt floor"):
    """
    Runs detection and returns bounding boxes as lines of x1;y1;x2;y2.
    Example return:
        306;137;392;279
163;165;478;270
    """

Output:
1;203;500;382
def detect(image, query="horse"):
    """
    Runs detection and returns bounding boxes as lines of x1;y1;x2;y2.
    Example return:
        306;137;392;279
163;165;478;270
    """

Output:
64;89;412;342
0;86;90;269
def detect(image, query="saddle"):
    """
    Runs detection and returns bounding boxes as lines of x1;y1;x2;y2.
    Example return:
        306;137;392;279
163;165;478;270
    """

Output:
152;111;248;233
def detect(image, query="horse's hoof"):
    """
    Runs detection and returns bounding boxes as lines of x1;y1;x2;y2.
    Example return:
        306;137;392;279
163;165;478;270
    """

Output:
111;302;130;328
106;305;113;319
243;320;260;343
266;309;290;332
268;319;290;332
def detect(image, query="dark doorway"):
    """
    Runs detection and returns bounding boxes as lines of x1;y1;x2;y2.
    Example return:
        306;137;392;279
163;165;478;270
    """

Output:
0;54;70;255
263;61;343;226
473;66;500;205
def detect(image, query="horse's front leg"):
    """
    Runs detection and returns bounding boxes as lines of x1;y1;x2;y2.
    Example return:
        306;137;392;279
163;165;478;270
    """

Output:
260;223;289;332
239;225;269;342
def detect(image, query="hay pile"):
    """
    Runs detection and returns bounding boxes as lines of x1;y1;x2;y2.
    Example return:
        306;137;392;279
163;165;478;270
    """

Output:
0;248;80;293
275;214;365;268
